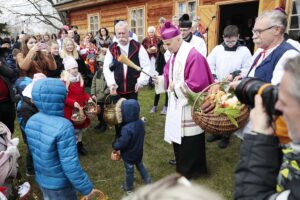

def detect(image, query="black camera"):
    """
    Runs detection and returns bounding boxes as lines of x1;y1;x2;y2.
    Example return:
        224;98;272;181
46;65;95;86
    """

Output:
235;77;282;124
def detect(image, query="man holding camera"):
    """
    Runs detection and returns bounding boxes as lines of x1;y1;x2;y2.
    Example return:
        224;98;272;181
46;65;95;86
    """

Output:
235;55;300;200
233;10;299;140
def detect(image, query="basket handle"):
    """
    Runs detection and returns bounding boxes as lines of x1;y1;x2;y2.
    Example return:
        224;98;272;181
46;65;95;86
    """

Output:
192;81;229;113
80;189;106;200
104;94;119;105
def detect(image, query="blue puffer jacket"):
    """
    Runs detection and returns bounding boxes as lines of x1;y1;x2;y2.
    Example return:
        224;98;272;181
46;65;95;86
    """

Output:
112;99;145;164
25;78;93;195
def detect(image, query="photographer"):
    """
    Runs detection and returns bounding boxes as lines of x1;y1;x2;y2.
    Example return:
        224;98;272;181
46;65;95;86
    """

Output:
16;35;56;78
234;55;300;200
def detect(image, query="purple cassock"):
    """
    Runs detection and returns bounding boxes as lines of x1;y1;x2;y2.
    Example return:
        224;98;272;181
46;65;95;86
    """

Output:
163;48;214;92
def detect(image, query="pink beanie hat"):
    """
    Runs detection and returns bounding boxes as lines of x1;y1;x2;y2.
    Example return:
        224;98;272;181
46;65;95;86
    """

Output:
63;56;78;71
160;21;180;40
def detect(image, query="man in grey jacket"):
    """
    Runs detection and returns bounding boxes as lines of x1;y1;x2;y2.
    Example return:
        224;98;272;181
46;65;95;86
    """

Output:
234;55;300;200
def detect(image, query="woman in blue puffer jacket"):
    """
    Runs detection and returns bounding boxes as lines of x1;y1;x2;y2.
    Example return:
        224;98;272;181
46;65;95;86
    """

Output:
25;78;95;200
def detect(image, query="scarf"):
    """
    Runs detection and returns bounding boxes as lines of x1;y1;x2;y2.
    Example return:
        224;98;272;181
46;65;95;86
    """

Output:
183;32;193;43
221;42;240;51
69;73;80;83
87;61;96;74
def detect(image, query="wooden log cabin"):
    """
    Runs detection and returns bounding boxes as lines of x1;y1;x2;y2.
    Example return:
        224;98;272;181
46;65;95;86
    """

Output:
54;0;298;53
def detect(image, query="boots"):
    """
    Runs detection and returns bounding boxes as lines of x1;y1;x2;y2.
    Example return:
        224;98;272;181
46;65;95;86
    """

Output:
77;142;87;156
150;106;157;113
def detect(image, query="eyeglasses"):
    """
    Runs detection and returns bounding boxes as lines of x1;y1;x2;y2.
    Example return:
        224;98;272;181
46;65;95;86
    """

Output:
252;25;276;35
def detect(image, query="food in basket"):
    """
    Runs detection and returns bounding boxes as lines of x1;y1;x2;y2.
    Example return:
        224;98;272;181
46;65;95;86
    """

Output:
189;83;245;128
71;113;86;121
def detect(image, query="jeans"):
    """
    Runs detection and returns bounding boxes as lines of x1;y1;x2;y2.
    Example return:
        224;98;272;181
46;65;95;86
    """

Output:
40;186;77;200
123;161;151;191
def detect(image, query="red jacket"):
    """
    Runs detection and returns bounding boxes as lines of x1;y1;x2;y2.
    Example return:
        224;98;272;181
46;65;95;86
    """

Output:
64;81;90;129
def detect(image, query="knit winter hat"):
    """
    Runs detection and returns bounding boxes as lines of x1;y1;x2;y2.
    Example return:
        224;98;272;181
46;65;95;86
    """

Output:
86;53;97;61
160;21;181;40
179;14;192;28
22;73;46;98
63;56;78;70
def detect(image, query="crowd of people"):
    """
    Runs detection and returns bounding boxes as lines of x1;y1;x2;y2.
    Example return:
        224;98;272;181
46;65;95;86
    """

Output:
0;7;300;200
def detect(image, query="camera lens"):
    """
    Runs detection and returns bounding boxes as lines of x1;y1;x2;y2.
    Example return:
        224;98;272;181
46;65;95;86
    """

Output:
235;77;264;108
235;77;281;121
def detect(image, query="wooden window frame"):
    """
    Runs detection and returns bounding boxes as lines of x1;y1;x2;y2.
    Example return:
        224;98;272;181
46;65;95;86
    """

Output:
128;6;146;42
175;0;198;19
287;0;300;35
87;13;100;36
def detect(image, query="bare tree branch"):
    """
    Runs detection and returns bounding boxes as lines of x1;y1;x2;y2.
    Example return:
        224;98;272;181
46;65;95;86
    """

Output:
0;0;65;30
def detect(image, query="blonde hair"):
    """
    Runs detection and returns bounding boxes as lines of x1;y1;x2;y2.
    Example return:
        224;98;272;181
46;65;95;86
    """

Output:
60;38;79;59
60;70;84;89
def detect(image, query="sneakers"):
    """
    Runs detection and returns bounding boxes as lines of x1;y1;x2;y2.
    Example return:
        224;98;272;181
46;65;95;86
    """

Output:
121;183;132;194
95;123;107;133
168;159;176;165
206;134;222;142
77;142;87;156
160;106;167;115
150;106;157;113
18;182;30;199
94;123;102;130
207;134;230;149
25;169;35;177
218;136;230;149
98;124;107;133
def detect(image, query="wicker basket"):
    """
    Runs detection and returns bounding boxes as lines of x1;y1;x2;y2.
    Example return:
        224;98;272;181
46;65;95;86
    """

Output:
84;101;99;119
71;108;86;126
103;95;118;126
80;189;107;200
192;82;249;134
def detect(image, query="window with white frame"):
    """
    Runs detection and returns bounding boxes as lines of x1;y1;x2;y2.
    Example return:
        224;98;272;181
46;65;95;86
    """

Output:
176;0;197;20
88;14;99;36
288;0;300;40
129;7;145;42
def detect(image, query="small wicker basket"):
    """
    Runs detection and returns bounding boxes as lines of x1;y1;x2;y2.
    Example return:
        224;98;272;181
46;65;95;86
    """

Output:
80;189;107;200
192;82;249;134
71;107;86;126
103;95;119;126
84;101;99;120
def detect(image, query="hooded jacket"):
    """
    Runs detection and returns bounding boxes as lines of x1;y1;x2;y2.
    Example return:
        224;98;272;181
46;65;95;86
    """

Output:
112;99;145;164
25;78;93;195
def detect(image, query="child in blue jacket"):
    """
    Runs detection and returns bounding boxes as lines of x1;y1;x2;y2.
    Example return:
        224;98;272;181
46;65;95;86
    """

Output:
112;99;151;193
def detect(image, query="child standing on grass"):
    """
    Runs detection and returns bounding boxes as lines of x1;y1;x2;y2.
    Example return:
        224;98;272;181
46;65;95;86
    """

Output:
112;99;151;193
90;65;109;132
61;56;92;156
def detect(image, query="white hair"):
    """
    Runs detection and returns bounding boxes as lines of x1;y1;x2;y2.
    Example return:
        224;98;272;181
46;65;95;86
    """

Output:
256;10;287;33
148;26;156;33
115;21;129;32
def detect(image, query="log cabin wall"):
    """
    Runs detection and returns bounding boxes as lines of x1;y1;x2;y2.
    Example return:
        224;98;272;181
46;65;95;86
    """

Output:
198;0;287;53
57;0;289;52
67;0;173;41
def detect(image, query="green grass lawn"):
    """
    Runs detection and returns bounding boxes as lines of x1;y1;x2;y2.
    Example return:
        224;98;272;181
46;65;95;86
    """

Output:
15;87;240;200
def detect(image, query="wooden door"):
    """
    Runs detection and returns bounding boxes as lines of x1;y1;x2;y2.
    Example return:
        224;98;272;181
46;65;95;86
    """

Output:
198;4;217;54
258;0;286;14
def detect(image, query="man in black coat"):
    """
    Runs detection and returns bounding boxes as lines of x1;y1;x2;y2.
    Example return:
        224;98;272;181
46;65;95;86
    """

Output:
0;47;18;133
